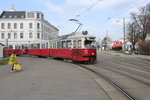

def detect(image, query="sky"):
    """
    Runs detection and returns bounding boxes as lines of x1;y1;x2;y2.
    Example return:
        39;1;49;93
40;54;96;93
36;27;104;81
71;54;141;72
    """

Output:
0;0;149;41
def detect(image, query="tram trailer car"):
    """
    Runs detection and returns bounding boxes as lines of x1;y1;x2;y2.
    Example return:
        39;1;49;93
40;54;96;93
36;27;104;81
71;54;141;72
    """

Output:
4;33;97;63
4;49;14;55
4;49;27;56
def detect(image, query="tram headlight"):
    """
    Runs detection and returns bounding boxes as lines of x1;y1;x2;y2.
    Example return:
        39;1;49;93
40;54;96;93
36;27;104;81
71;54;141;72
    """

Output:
92;52;94;55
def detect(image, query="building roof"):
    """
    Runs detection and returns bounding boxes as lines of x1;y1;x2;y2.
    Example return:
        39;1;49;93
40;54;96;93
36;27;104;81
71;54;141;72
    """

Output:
0;11;26;19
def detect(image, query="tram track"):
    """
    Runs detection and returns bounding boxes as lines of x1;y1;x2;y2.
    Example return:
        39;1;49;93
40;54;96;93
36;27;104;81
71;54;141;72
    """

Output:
109;61;150;73
98;60;150;80
98;53;150;75
72;52;150;99
94;64;150;86
101;52;150;70
96;53;150;86
76;64;135;100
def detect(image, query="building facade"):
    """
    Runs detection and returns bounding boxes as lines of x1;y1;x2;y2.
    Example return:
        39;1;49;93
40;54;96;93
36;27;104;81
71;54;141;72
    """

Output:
0;8;59;49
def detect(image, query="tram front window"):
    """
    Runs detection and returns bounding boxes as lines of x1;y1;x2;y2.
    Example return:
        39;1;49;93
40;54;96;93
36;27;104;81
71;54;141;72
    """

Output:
84;40;95;49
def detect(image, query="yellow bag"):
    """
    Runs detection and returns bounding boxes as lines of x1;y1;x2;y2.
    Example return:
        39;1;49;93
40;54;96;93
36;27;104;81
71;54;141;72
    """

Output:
14;64;22;70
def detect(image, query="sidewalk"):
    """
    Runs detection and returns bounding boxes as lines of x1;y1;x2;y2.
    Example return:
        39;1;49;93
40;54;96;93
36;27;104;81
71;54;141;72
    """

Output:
0;57;110;100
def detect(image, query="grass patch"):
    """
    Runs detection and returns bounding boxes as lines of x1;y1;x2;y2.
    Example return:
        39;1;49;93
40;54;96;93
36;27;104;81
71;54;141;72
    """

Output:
0;59;9;65
116;50;126;54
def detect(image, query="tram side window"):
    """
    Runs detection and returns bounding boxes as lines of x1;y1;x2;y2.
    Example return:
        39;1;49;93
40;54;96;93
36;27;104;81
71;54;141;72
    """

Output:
42;44;45;49
53;42;56;48
62;41;66;48
66;40;72;48
37;44;40;49
78;40;82;48
9;45;13;49
57;42;60;48
54;43;56;48
60;41;65;48
57;42;62;49
59;42;62;48
46;43;48;49
73;40;76;48
50;42;52;48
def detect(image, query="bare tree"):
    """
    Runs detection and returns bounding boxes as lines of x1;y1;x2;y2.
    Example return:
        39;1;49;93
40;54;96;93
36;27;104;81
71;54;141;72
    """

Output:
131;4;150;40
127;3;150;54
127;21;141;52
147;3;150;35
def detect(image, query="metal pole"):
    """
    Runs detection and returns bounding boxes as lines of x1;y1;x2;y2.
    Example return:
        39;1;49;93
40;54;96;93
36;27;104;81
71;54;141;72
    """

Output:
6;39;8;49
123;18;126;51
106;30;108;51
69;19;82;34
74;23;82;33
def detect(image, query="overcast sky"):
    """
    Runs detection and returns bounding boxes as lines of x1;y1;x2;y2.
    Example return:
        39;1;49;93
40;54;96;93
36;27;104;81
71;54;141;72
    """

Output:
0;0;149;41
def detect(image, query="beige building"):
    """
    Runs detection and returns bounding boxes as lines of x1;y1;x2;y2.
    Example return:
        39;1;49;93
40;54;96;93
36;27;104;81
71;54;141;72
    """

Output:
0;7;59;49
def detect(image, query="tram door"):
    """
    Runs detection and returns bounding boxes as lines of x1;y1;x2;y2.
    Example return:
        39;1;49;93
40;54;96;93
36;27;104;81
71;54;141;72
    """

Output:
72;49;82;61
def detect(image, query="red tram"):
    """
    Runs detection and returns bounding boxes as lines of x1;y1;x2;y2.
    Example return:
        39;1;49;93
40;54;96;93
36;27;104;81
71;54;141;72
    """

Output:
112;41;123;50
4;33;97;63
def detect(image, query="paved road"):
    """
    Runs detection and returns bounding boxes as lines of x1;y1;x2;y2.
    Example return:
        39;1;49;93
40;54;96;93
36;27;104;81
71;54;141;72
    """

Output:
0;56;110;100
95;51;150;100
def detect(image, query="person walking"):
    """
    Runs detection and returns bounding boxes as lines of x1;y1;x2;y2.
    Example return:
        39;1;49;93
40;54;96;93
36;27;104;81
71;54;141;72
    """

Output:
8;52;18;72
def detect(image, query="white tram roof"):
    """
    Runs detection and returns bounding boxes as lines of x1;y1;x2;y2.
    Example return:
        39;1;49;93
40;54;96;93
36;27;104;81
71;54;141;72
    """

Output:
67;33;96;39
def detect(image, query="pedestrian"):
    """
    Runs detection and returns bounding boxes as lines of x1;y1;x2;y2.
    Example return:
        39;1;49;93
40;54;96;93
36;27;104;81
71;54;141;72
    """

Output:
8;51;18;72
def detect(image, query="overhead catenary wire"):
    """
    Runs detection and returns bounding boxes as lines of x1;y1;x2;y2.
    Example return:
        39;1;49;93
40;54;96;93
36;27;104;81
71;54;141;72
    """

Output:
86;0;149;31
76;0;103;17
57;0;103;29
57;0;149;36
107;0;149;20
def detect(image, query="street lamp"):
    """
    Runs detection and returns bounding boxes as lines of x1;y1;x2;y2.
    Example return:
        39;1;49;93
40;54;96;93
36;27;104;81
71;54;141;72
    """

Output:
69;19;82;33
123;18;126;51
116;18;126;51
6;39;8;49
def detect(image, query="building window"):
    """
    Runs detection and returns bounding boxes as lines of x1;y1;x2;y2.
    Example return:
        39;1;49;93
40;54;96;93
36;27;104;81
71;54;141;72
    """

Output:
1;33;4;39
29;33;33;38
41;24;43;29
27;12;35;18
20;23;23;29
21;15;24;18
41;33;43;39
14;23;17;29
37;23;40;29
14;15;17;18
37;33;40;39
9;15;12;18
29;23;32;29
20;33;23;38
1;23;4;29
14;33;17;39
8;23;11;29
2;16;6;18
8;33;11;39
